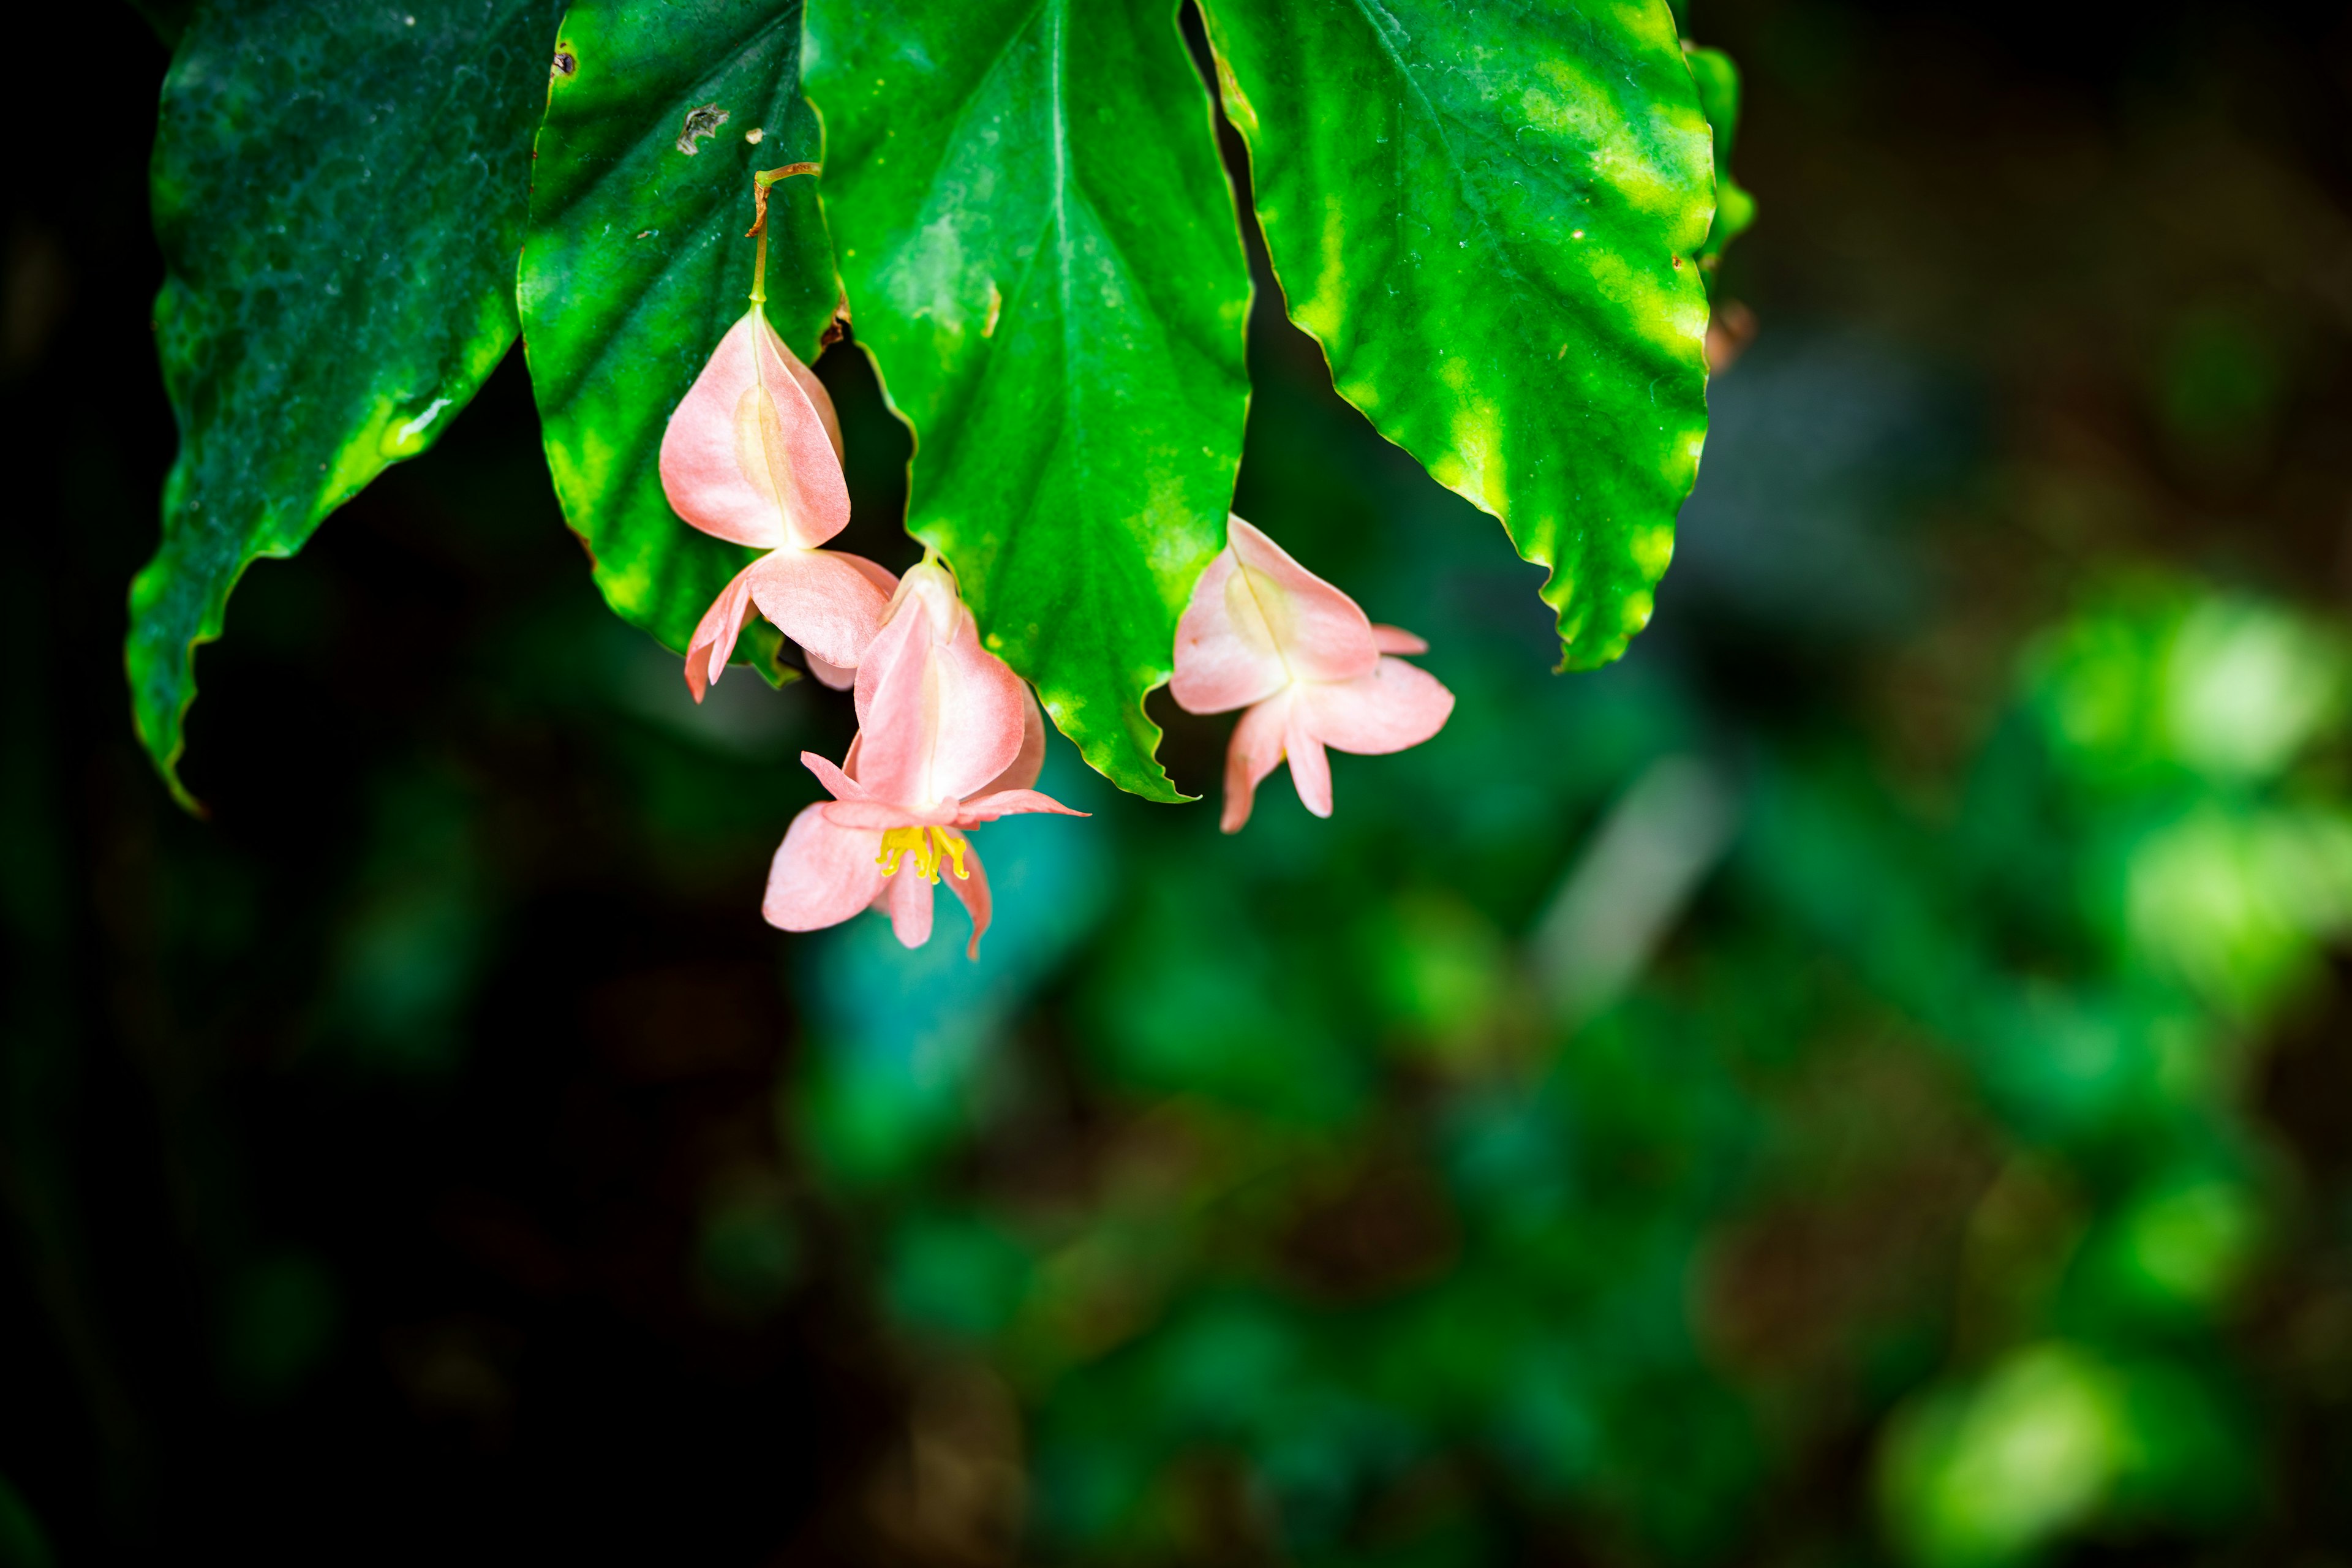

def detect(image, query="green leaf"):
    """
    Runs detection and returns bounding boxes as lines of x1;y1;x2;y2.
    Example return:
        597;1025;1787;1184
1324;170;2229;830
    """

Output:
1198;0;1717;672
519;0;840;677
804;0;1252;802
1684;44;1756;262
131;0;564;807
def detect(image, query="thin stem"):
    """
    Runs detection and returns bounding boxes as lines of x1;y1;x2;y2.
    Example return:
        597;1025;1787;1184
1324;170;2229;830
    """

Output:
745;161;821;309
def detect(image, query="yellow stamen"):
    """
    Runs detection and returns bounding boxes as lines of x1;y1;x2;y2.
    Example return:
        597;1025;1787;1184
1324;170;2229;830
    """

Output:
874;825;969;884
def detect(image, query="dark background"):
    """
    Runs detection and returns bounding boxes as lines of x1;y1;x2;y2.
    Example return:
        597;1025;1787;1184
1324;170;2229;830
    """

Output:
9;1;2352;1563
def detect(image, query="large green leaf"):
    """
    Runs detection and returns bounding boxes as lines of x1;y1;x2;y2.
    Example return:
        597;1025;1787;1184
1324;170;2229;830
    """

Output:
519;0;840;677
1198;0;1717;671
804;0;1252;802
132;0;564;807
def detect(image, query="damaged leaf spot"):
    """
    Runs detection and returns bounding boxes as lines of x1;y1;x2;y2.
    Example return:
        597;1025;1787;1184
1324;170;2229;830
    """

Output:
820;288;853;349
551;49;576;77
677;104;729;156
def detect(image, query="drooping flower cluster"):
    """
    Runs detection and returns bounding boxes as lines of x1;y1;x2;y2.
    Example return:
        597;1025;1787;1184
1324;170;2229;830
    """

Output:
657;172;1452;954
660;193;1080;957
1172;515;1454;832
763;559;1081;958
657;304;893;696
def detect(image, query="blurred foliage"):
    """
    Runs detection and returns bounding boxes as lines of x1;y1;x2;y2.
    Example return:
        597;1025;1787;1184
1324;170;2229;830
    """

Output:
13;1;2352;1565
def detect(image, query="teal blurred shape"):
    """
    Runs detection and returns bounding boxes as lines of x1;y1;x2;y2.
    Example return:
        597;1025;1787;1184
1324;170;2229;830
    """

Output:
791;745;1111;1188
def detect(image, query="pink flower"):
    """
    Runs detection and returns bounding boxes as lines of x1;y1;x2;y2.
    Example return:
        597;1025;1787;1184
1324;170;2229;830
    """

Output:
763;562;1084;956
659;307;895;698
1171;515;1454;832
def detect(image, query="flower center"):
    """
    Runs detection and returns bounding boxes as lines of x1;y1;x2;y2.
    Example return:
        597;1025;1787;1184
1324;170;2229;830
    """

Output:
876;825;968;884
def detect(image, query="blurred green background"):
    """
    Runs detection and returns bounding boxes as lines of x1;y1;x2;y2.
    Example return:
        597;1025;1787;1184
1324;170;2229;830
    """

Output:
10;1;2352;1563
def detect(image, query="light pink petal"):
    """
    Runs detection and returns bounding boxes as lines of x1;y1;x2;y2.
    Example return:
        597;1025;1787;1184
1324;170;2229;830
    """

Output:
658;308;851;551
1370;624;1428;655
943;835;991;960
783;347;846;466
880;559;965;649
1220;692;1293;834
684;560;761;701
762;805;885;932
880;861;936;949
951;788;1088;825
799;750;872;803
835;552;903;596
804;556;902;688
1171;549;1291;714
976;685;1048;797
848;603;922;729
1297;657;1456;756
1224;516;1380;684
823;798;944;831
807;654;857;690
842;733;864;783
745;548;892;672
1284;702;1334;818
853;561;965;724
926;604;1030;802
852;595;1025;812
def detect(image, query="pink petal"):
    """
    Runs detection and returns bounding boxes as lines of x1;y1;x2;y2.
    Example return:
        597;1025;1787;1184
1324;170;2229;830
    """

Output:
1226;516;1381;684
799;750;872;803
1284;703;1335;818
835;553;902;595
823;798;943;831
943;835;991;959
804;556;902;688
806;655;857;690
878;559;964;649
1297;657;1456;755
1171;549;1290;714
1370;624;1428;655
745;548;892;672
762;805;884;932
951;788;1088;825
782;345;846;467
658;308;851;551
684;560;761;701
879;861;935;949
976;685;1048;797
852;589;1025;812
1220;691;1293;834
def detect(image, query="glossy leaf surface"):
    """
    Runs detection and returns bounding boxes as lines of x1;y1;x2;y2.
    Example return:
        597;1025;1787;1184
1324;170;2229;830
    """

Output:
132;0;564;805
805;0;1252;802
520;0;840;676
1199;0;1717;671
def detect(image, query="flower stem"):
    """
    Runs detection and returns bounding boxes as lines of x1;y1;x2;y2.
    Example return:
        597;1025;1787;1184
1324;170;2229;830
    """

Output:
746;162;821;309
